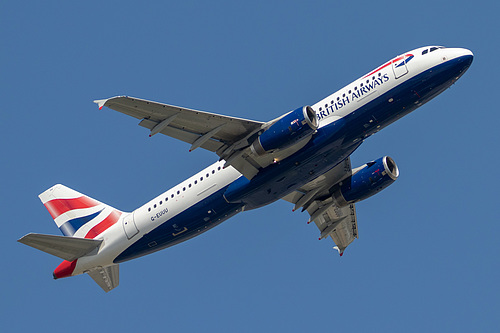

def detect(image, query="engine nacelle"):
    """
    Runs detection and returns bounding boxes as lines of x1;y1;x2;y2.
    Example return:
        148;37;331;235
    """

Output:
334;156;399;205
251;106;318;155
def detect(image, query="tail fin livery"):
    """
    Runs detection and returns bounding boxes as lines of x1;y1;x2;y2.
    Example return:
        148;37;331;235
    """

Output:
18;184;123;292
39;184;122;239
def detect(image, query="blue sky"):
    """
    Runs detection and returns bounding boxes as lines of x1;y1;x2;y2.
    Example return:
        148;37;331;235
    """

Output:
2;1;499;332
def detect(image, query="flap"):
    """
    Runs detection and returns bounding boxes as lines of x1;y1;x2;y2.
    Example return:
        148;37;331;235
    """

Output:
309;202;358;256
283;157;359;255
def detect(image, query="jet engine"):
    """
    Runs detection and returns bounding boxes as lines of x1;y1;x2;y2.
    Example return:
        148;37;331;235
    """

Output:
334;156;399;205
250;106;319;156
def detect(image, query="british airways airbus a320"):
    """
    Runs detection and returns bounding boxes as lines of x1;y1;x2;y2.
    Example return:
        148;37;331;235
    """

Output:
19;46;473;292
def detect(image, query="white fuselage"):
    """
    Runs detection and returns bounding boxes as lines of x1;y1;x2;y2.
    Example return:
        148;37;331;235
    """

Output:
72;46;473;275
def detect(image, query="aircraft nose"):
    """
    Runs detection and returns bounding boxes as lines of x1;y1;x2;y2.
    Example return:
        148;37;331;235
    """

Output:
458;48;473;63
463;48;473;58
457;48;473;72
449;48;474;65
444;47;473;78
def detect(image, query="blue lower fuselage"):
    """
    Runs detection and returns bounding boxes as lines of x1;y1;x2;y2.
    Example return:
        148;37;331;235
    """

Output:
114;54;472;263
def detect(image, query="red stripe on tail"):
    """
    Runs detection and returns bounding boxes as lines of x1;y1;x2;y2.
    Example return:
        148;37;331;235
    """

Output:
44;197;100;219
53;260;77;279
85;210;122;239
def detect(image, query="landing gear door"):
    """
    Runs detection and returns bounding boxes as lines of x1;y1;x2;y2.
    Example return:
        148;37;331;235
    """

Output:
123;212;139;239
392;54;409;79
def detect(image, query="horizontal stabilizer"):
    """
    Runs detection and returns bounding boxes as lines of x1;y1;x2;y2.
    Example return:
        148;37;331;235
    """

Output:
87;265;119;292
18;233;102;261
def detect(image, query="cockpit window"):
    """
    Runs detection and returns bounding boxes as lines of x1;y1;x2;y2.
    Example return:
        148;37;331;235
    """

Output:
422;46;446;55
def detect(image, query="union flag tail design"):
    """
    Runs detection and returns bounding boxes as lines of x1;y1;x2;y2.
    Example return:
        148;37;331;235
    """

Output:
39;184;122;239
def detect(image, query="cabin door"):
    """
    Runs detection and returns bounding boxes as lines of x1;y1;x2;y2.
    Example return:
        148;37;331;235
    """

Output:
392;54;409;79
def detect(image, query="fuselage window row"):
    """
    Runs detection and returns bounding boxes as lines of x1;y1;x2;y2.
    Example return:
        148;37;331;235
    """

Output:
147;168;220;212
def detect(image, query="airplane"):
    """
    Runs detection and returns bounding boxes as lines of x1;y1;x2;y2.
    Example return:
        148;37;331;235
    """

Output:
18;46;473;292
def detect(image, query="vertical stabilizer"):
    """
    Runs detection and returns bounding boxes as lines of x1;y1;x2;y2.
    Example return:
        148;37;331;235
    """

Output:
39;184;123;238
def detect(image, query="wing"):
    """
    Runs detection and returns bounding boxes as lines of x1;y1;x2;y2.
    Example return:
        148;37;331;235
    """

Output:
94;96;263;152
95;96;266;178
282;157;359;255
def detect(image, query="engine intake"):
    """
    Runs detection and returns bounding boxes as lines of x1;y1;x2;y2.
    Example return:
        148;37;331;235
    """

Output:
335;156;399;205
251;106;318;155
